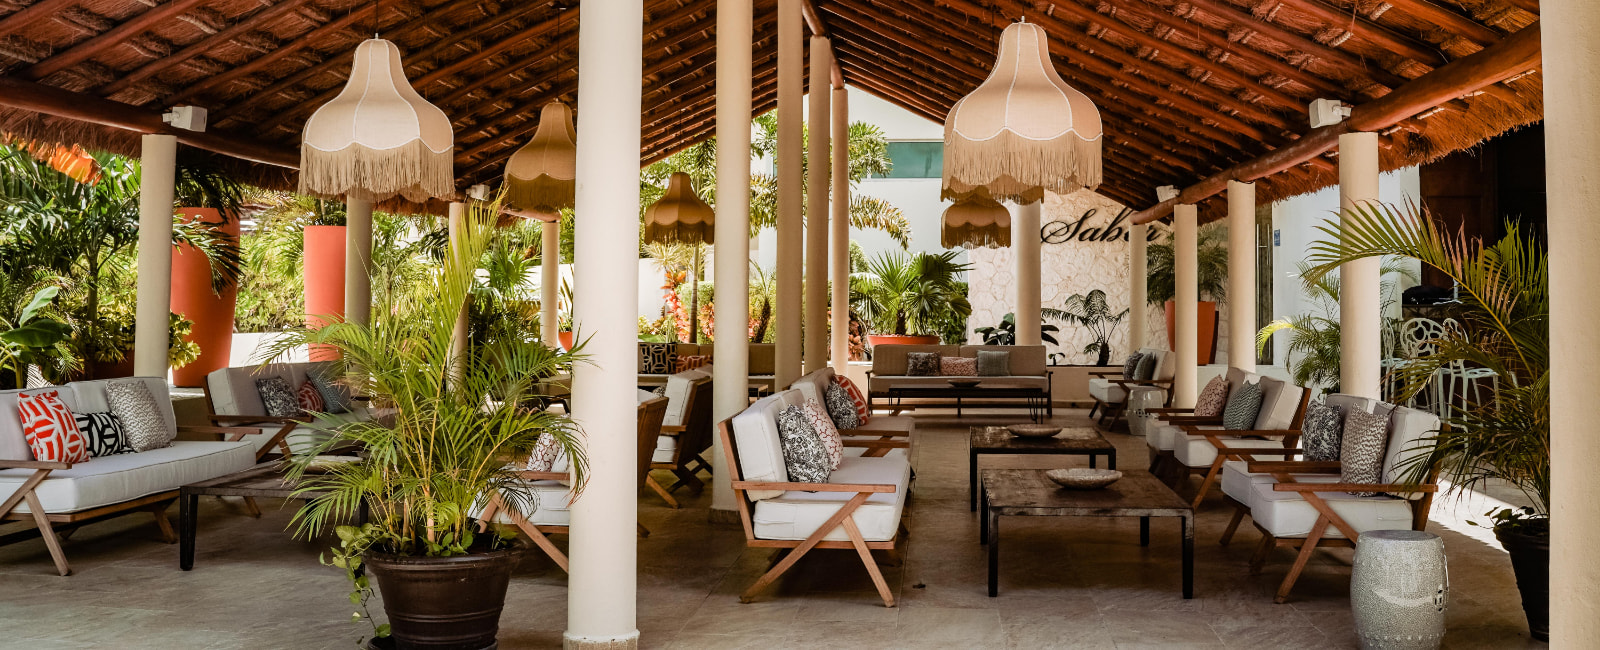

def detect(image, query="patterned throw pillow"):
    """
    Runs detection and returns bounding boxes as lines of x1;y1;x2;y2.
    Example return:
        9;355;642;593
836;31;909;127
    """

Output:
256;377;301;417
976;350;1011;377
832;375;871;425
674;355;711;373
906;352;941;376
297;380;325;412
940;356;978;376
106;380;173;452
75;412;133;457
1193;375;1230;417
1221;380;1264;430
17;391;89;463
1300;401;1345;462
1122;353;1144;380
525;431;562;471
775;404;831;483
1340;408;1391;496
823;382;861;430
309;368;353;414
1133;353;1159;380
799;399;844;468
639;342;677;374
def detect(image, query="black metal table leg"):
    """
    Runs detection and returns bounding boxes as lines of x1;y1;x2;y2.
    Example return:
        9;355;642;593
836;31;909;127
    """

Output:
969;449;980;511
1090;453;1097;469
1109;449;1118;470
979;484;988;544
179;492;198;571
1182;515;1194;599
987;509;999;597
1140;516;1150;547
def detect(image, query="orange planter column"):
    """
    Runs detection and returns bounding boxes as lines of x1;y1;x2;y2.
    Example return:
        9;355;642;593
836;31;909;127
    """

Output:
303;225;347;361
169;208;238;386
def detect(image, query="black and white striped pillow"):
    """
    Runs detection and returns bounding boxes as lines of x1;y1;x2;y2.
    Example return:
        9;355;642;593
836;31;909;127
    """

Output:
75;411;133;457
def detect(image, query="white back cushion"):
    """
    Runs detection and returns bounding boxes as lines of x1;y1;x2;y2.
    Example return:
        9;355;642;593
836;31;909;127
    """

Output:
790;367;836;405
1383;405;1441;492
207;363;306;416
0;386;78;461
730;391;796;500
1154;350;1178;381
661;372;701;427
71;377;176;440
1253;377;1304;430
1325;393;1377;416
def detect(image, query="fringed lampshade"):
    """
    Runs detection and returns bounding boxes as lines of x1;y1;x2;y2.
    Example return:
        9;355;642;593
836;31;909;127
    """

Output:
941;195;1012;249
643;172;714;245
299;38;454;203
503;102;577;213
942;21;1102;203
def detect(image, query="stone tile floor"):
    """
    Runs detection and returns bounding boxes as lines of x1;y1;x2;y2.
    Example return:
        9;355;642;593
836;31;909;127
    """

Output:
0;409;1548;649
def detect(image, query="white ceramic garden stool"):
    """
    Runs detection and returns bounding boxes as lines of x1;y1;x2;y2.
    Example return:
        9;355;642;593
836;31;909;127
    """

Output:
1126;385;1166;438
1351;530;1448;650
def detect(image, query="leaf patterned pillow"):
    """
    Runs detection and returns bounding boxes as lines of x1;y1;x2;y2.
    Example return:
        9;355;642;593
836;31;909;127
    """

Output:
832;375;871;425
18;391;89;463
1340;408;1391;496
75;411;133;457
799;399;844;469
823;382;861;431
107;380;173;452
1300;401;1344;462
906;352;941;376
1221;380;1263;430
256;377;301;418
1193;375;1230;417
776;405;831;483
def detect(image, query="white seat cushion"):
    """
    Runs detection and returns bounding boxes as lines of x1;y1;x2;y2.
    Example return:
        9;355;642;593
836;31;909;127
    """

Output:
0;441;255;514
1220;460;1327;505
752;455;909;542
1087;377;1126;403
1250;478;1415;539
652;434;678;464
478;479;573;527
1147;423;1182;451
730;391;807;500
1173;432;1291;467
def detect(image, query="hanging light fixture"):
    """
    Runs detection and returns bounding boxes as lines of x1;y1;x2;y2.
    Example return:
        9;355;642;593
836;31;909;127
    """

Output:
502;101;578;213
643;172;714;246
299;38;454;203
941;194;1012;249
942;20;1102;203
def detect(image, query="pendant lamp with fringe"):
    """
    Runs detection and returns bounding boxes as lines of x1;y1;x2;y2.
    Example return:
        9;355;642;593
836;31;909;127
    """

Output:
299;38;454;203
503;102;578;213
942;20;1102;203
643;172;714;246
941;194;1012;249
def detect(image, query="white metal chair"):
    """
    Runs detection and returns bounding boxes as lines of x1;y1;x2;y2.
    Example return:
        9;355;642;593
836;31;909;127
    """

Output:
1437;319;1499;420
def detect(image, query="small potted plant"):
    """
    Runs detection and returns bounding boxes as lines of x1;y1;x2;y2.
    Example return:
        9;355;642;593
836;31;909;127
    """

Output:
270;202;586;649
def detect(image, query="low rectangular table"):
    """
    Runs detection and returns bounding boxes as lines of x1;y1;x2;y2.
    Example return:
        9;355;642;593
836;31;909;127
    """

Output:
887;383;1050;421
968;426;1117;511
979;469;1193;598
178;463;346;570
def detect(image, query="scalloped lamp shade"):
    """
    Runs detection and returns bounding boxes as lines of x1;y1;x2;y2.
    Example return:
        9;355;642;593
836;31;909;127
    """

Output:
643;172;714;245
503;102;577;213
299;38;454;203
942;21;1103;203
941;195;1012;249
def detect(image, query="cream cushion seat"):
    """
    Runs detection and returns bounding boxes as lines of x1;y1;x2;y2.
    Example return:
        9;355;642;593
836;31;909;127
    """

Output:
1218;394;1380;504
0;441;255;514
1088;348;1172;403
1249;477;1414;539
480;480;573;527
652;368;709;463
1172;376;1305;467
751;454;911;542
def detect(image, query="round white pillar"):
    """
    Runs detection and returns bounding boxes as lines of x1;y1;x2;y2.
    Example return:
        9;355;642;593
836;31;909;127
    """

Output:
541;218;560;345
566;0;643;645
1338;132;1381;399
1227;180;1257;373
344;198;374;326
1128;221;1148;352
1545;0;1600;642
1013;201;1042;346
829;85;850;373
774;0;803;387
710;0;753;517
803;38;831;374
1173;203;1199;408
448;202;469;386
133;134;177;378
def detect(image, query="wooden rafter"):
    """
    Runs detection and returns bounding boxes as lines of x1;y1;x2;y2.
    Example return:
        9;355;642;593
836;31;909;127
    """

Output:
95;0;318;97
1272;0;1447;66
21;0;212;81
162;3;380;105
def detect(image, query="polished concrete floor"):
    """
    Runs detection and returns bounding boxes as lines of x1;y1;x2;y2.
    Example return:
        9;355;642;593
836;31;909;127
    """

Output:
0;408;1546;649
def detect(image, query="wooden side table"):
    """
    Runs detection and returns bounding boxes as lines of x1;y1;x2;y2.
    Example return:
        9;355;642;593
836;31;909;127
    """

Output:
178;463;354;570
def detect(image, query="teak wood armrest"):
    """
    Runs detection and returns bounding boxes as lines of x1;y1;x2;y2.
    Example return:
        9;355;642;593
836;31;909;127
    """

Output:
177;425;269;437
731;480;896;493
1197;428;1301;437
0;459;71;470
210;414;307;424
1087;370;1123;377
1251;460;1342;473
842;439;910;449
659;425;687;435
514;471;572;481
1146;407;1195;415
1169;415;1224;425
1272;482;1437;493
1107;378;1172;388
1213;446;1302;455
839;428;910;438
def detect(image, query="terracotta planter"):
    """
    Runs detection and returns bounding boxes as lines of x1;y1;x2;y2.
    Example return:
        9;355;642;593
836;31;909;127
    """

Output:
558;331;575;351
170;208;239;387
364;545;525;650
868;334;941;347
1163;300;1220;365
303;225;346;362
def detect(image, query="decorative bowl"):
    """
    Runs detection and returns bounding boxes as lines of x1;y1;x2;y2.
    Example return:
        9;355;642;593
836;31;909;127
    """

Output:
1045;468;1123;489
1005;424;1062;438
948;379;981;388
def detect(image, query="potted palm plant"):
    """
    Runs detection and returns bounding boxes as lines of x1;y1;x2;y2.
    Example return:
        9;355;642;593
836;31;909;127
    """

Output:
1058;290;1129;366
850;250;972;346
268;202;585;649
1304;203;1549;640
1146;225;1228;364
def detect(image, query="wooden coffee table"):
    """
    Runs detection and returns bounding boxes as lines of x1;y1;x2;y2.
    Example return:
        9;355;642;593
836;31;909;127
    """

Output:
178;462;355;570
968;426;1117;511
979;469;1193;598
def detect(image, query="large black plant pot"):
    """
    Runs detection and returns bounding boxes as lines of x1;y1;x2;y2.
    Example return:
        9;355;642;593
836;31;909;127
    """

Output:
365;544;526;650
1495;527;1549;642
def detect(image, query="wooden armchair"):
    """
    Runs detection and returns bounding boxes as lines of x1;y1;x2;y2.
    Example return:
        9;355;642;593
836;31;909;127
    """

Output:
1171;380;1312;508
647;374;713;508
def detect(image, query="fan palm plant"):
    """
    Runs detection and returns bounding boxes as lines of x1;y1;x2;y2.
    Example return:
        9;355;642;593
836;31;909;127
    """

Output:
850;250;971;343
1257;260;1415;392
1058;290;1130;366
1145;224;1229;305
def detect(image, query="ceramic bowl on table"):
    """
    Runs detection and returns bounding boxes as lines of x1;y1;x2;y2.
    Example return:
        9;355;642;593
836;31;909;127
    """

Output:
1045;468;1123;489
1005;424;1062;438
948;379;981;388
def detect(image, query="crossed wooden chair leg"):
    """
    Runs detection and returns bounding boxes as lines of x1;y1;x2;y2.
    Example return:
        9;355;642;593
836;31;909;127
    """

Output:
479;494;570;572
645;475;679;509
738;492;900;608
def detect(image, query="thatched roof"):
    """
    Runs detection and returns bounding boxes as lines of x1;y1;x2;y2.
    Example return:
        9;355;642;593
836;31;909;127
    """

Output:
0;0;1543;218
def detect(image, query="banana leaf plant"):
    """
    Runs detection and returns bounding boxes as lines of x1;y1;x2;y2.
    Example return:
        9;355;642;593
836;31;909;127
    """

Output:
0;286;74;388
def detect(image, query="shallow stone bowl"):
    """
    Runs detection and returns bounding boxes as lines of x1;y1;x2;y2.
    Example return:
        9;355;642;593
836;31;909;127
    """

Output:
1045;468;1123;489
948;379;982;388
1005;424;1062;438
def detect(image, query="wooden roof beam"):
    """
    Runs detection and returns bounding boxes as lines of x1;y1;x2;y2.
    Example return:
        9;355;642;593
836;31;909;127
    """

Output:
163;3;379;104
21;0;212;81
1385;0;1503;46
95;0;318;97
1272;0;1447;66
797;0;844;88
1173;0;1414;80
0;0;78;38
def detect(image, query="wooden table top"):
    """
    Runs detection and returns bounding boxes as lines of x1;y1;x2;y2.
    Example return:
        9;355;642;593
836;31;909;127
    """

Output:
980;469;1191;517
180;463;331;498
969;426;1115;452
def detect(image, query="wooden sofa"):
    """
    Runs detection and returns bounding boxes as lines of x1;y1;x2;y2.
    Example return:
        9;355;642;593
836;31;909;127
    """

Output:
204;361;395;460
866;344;1052;416
0;378;262;575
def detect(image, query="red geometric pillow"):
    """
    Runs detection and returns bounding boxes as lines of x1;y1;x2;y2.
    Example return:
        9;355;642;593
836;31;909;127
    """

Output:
674;355;711;373
17;391;89;464
297;380;325;412
831;375;871;425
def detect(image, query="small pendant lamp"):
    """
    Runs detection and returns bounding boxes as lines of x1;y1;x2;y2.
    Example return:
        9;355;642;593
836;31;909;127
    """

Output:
941;194;1012;249
503;102;578;213
643;172;714;245
942;21;1102;203
299;38;454;203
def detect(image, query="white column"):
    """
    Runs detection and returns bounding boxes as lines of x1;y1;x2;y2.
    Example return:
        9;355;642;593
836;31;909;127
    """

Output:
133;134;177;378
1128;221;1148;351
803;37;831;374
1227;180;1257;372
344;198;374;326
829;85;850;372
566;0;642;645
1547;2;1599;643
1013;201;1042;346
711;0;752;516
541;219;560;344
448;202;469;386
1173;203;1198;408
774;0;802;387
1338;132;1380;399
